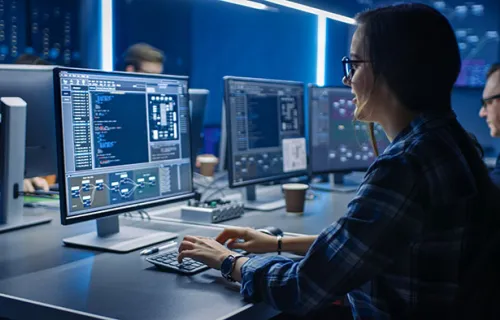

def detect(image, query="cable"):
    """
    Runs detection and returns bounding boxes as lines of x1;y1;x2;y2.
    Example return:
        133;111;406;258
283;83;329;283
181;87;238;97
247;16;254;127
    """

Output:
137;209;151;220
202;185;229;202
18;191;59;199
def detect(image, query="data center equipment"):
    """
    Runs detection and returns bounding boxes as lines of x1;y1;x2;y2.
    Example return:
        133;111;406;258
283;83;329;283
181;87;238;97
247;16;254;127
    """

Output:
308;85;390;192
181;199;245;224
189;89;209;158
54;67;195;252
224;76;308;211
0;65;57;178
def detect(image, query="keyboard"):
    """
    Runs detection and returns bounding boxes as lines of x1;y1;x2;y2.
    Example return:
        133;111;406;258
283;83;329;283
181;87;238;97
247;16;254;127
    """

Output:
146;251;209;275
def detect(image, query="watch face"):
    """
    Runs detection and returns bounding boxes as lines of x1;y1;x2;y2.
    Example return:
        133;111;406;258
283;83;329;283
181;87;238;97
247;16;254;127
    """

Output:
221;255;234;276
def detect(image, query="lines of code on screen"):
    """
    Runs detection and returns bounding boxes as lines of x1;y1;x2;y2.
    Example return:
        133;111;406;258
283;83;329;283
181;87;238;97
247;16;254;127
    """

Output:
246;96;280;150
92;92;149;168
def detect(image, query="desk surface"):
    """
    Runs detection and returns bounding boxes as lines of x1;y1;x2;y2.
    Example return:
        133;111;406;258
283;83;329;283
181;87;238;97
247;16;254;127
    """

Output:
150;185;353;235
0;215;279;320
0;187;354;320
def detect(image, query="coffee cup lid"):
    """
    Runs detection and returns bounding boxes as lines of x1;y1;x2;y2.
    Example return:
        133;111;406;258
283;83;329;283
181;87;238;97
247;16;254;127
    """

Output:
198;155;218;164
282;183;309;191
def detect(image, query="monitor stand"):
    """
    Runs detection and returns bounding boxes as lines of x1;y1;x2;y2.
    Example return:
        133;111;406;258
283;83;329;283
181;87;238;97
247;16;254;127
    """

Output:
63;215;178;253
310;173;359;193
0;97;52;234
241;185;285;211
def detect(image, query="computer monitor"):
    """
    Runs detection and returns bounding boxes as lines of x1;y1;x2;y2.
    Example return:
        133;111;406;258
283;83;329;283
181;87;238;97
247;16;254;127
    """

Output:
308;85;390;192
224;76;307;211
188;89;208;158
54;67;195;253
0;65;57;178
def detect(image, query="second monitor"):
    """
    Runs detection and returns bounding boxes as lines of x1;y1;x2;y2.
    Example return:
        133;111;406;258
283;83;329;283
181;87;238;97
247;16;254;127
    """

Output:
224;76;307;211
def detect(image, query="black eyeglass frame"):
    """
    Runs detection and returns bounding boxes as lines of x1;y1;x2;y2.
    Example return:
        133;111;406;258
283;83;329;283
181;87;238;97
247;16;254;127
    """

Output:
342;56;369;80
481;93;500;109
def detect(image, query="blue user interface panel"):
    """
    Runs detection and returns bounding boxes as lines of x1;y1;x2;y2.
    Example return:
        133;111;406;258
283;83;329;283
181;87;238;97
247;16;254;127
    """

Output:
57;70;193;218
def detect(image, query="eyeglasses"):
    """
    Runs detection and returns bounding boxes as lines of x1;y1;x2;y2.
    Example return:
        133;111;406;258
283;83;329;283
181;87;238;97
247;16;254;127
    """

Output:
342;56;369;81
481;93;500;110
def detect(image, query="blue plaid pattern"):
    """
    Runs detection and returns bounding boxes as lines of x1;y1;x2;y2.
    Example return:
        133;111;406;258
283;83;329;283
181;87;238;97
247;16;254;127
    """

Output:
240;112;486;319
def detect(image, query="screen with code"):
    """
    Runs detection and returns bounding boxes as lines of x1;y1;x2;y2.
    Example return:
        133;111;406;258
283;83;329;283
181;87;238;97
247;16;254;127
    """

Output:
56;69;193;221
225;77;307;187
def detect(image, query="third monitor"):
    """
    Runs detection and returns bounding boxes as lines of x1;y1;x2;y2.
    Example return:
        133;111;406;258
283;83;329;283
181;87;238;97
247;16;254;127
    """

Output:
308;85;389;192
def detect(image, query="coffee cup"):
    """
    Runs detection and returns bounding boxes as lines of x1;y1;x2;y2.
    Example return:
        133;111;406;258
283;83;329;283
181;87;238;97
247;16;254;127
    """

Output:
197;155;218;177
282;183;309;214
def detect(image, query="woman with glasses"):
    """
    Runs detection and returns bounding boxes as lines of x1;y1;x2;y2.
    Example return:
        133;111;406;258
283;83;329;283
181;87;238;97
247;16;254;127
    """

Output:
178;3;500;319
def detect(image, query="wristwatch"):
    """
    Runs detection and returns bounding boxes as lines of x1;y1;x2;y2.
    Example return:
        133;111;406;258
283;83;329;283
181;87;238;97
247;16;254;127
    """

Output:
221;254;245;282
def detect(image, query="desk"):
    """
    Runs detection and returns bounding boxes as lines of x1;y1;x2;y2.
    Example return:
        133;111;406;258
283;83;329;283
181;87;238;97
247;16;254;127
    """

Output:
0;188;354;319
0;212;281;320
150;186;353;235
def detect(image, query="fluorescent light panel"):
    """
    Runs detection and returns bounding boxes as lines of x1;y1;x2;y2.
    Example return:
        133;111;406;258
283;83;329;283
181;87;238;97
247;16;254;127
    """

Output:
100;0;114;71
263;0;356;24
221;0;269;10
316;15;326;86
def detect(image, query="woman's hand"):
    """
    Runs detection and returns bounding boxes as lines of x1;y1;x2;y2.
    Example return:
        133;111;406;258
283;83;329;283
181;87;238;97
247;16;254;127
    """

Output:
177;236;238;270
216;227;278;253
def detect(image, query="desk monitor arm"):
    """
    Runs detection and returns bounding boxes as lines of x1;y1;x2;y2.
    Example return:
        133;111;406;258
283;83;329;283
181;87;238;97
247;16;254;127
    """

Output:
0;97;51;233
241;185;286;212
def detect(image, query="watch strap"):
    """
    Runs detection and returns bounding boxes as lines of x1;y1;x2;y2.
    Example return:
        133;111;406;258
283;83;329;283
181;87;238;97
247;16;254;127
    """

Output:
222;254;244;282
277;235;283;255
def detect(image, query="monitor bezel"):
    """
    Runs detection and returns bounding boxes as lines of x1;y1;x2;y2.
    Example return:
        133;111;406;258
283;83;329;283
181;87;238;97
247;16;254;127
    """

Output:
224;76;308;189
54;67;196;225
307;84;373;176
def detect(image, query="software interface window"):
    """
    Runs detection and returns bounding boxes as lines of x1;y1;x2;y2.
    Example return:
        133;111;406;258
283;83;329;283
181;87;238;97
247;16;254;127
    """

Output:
310;87;389;172
58;71;193;217
226;79;307;185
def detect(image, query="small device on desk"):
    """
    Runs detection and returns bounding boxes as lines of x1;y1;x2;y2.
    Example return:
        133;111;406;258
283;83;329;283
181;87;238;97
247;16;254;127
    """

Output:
181;199;245;223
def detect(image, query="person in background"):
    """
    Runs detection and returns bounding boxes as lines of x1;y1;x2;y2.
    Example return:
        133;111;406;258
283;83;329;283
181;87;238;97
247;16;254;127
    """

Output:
15;54;51;66
14;54;52;192
480;63;500;186
121;43;216;173
177;3;500;319
121;43;164;74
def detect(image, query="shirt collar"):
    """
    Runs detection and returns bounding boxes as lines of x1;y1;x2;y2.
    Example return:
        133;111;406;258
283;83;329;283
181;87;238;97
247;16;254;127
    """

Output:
391;110;457;146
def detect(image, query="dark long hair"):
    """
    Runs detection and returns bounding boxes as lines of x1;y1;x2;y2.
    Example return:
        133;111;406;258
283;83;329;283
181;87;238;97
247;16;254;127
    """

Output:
355;3;500;317
354;3;461;157
355;3;461;113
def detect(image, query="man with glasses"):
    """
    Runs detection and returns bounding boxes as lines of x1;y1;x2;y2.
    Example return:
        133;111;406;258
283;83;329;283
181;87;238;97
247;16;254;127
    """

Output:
480;63;500;186
480;63;500;137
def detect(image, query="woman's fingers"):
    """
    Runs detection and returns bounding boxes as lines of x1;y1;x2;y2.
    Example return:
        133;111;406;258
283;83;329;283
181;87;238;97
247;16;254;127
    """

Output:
227;239;248;250
215;227;248;244
177;249;197;263
178;240;196;253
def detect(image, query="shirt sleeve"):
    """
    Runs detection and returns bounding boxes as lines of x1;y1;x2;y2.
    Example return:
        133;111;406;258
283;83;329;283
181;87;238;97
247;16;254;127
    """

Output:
239;155;424;316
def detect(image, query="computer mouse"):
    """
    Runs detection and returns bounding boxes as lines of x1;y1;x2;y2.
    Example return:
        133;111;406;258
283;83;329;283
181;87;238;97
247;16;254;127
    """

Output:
256;226;284;237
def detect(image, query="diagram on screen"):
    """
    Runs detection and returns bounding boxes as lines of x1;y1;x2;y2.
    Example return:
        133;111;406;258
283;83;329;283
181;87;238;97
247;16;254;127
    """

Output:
356;0;500;87
67;169;160;212
148;94;179;141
